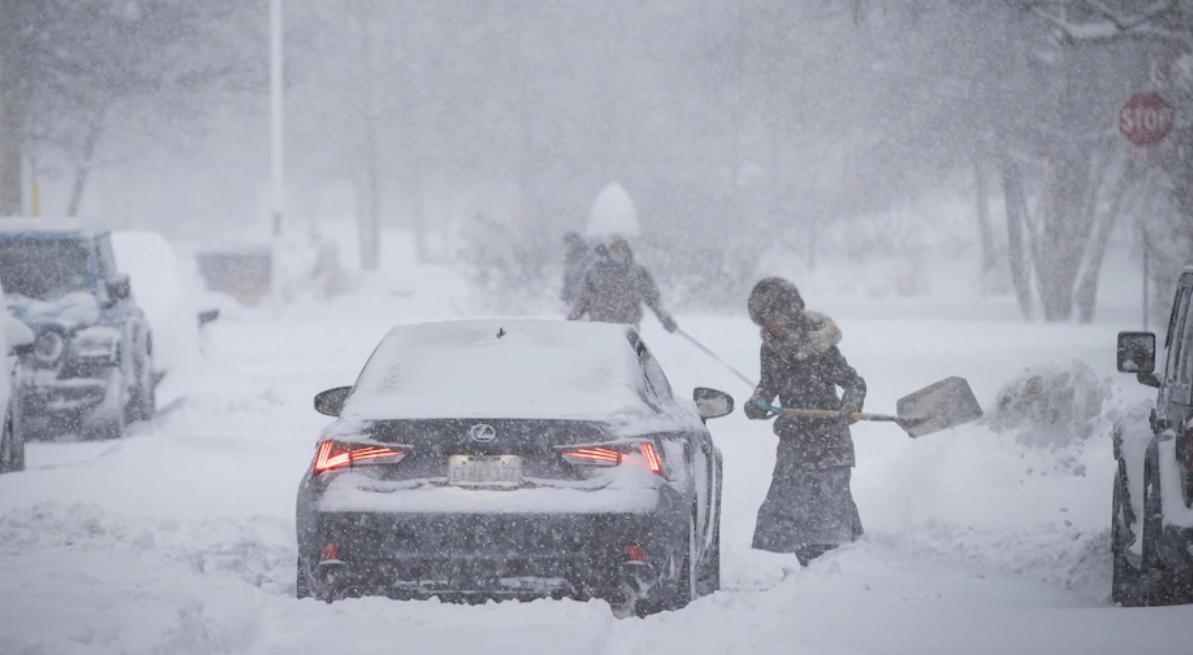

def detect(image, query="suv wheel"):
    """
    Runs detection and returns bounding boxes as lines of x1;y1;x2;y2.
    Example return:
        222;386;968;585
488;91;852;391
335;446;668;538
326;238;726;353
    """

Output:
126;340;155;423
133;348;155;422
1111;459;1145;606
0;411;24;473
1142;454;1178;605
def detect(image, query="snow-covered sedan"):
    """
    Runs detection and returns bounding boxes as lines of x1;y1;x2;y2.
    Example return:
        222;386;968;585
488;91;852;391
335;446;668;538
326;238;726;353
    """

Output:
296;319;733;615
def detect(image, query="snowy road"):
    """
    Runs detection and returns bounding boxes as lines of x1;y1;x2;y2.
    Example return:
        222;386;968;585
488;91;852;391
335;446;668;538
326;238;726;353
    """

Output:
0;292;1188;654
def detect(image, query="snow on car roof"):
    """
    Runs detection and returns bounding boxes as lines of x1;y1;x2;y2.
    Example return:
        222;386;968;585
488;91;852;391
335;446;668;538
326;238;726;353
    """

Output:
342;319;655;423
0;218;103;238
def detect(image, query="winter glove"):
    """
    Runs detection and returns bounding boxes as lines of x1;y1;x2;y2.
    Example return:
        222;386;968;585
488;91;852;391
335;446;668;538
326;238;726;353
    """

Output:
839;404;860;424
745;399;779;420
658;312;678;333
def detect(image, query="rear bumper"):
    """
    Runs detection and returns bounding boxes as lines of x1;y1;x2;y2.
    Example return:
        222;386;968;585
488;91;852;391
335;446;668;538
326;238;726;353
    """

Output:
301;507;683;601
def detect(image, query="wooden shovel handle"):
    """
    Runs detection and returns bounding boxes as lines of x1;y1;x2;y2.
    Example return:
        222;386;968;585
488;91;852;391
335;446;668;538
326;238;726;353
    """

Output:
780;408;900;423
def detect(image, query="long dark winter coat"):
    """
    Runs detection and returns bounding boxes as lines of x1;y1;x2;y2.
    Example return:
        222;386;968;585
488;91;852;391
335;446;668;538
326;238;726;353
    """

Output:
567;246;665;326
750;312;867;553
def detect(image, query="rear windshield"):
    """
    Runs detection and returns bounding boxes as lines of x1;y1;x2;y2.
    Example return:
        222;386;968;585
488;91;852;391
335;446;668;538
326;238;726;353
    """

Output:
0;238;94;300
343;321;650;421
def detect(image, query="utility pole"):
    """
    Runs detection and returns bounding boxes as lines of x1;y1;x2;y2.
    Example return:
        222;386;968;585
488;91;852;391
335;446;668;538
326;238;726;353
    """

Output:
269;0;285;302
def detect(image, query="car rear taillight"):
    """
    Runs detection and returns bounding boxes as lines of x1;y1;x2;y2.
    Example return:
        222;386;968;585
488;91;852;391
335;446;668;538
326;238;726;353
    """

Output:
312;440;407;477
560;447;621;467
559;441;667;479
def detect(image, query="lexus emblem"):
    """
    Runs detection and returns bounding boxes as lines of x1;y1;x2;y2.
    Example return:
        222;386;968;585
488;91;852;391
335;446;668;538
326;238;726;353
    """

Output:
469;423;497;443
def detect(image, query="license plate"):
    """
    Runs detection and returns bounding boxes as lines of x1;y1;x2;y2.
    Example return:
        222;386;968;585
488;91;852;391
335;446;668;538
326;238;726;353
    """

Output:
447;455;523;487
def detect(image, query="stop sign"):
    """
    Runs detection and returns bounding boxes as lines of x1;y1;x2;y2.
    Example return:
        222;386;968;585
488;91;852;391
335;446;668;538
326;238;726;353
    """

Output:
1120;92;1174;148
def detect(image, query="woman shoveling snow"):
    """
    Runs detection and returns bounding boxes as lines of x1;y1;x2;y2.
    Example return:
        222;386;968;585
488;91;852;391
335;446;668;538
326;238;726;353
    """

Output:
743;277;867;566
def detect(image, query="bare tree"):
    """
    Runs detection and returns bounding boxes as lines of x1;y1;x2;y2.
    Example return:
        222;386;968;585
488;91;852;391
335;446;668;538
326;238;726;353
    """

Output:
2;0;254;216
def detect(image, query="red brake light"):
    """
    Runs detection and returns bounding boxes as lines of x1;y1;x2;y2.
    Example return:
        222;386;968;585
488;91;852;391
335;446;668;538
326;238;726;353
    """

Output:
561;447;621;466
313;440;406;476
560;441;667;478
638;442;665;477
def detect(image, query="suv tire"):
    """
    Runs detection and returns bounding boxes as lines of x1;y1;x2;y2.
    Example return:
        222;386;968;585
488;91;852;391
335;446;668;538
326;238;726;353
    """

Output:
0;412;24;473
1111;459;1145;606
130;345;155;422
1142;453;1177;605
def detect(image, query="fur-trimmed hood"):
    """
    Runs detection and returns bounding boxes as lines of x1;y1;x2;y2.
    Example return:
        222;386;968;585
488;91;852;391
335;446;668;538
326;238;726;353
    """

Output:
761;311;842;361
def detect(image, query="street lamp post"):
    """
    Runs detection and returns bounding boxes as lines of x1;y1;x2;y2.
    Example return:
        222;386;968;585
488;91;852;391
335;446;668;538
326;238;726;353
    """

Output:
269;0;285;303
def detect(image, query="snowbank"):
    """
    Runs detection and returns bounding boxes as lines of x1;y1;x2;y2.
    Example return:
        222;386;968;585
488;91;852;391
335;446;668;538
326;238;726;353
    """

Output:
111;231;203;378
989;361;1109;449
0;271;1188;654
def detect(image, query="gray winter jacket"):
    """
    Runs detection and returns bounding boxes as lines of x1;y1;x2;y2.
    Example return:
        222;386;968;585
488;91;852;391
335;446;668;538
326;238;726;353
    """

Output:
750;312;866;469
567;248;667;326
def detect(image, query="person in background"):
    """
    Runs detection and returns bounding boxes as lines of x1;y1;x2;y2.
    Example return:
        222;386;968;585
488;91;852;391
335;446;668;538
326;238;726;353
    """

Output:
567;234;678;333
560;232;591;307
743;277;866;566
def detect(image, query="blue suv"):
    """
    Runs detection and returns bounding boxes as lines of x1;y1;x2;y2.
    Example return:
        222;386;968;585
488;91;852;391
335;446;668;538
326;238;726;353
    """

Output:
0;222;154;439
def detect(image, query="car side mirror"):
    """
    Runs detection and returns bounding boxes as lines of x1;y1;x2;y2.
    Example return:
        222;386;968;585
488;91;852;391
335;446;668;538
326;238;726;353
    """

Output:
6;315;34;356
197;308;220;327
1117;331;1160;388
314;386;352;417
107;274;131;301
694;387;734;421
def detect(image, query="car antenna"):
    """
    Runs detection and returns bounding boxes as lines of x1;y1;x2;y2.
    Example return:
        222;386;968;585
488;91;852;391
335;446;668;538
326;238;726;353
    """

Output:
496;327;506;339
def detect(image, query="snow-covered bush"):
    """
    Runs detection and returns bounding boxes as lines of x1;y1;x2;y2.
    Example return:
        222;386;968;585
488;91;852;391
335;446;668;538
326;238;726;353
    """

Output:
456;213;560;314
989;361;1108;449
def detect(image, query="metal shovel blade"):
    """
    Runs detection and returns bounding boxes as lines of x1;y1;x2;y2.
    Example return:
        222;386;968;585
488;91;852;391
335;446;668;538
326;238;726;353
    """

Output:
895;376;983;438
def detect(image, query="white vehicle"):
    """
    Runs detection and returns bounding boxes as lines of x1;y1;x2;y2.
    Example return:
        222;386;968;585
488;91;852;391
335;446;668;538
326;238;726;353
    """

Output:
2;278;34;472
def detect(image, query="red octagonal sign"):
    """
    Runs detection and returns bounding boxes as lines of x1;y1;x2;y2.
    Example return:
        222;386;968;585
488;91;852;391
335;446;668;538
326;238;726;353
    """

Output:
1120;92;1174;148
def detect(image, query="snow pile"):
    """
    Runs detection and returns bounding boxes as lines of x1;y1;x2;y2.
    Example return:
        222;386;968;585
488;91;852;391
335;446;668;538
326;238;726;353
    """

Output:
3;263;1191;654
112;231;203;377
988;361;1108;451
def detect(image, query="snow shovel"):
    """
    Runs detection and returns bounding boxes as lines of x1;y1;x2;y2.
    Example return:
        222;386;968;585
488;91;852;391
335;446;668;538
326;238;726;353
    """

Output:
752;376;983;438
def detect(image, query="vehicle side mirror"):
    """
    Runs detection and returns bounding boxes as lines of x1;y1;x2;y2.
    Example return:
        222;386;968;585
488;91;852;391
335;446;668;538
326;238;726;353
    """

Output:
314;386;352;417
197;308;220;327
1117;331;1160;388
107;274;131;301
694;387;734;421
6;315;34;356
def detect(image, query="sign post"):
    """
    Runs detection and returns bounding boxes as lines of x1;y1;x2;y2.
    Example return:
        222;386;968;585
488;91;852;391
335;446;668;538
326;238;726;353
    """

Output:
1120;92;1173;330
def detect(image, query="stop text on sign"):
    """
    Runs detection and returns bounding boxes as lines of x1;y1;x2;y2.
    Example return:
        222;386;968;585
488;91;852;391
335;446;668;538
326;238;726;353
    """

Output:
1120;92;1174;148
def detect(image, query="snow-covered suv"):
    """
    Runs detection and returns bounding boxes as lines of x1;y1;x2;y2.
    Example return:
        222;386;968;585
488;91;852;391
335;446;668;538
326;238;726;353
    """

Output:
0;221;155;440
1113;269;1193;606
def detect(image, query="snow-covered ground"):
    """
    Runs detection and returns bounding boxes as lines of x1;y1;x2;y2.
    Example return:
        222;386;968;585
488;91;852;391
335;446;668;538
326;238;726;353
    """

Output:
0;247;1189;654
